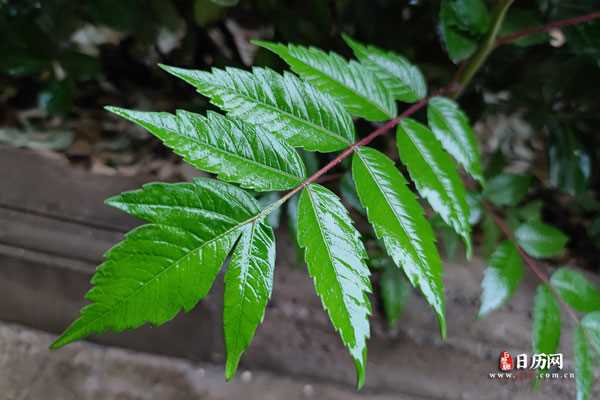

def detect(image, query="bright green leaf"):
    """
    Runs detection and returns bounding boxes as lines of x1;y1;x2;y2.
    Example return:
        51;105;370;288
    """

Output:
160;65;355;152
483;173;532;206
255;40;396;121
352;147;446;336
342;34;427;102
427;96;484;183
297;183;371;388
52;178;259;349
397;118;471;256
479;241;524;317
106;107;305;192
532;285;560;356
575;325;593;400
550;267;600;312
515;221;568;259
224;218;275;380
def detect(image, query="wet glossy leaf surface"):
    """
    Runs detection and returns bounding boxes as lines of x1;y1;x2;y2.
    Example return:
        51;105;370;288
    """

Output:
297;183;371;388
352;147;446;336
397;118;471;255
514;221;568;259
52;178;260;349
343;35;426;102
107;107;305;191
224;218;275;379
161;65;355;152
479;241;524;317
427;96;484;183
255;41;396;121
550;267;600;312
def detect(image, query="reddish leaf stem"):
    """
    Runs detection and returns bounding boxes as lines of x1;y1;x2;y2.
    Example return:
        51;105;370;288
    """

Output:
496;11;600;46
482;201;580;324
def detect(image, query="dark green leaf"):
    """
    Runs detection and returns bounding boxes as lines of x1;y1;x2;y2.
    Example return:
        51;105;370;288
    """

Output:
106;107;305;192
427;96;484;183
380;264;411;329
397;118;471;256
340;172;365;215
352;147;446;336
52;178;259;349
224;218;275;379
551;267;600;312
160;65;355;152
499;9;547;47
255;41;397;121
439;0;487;63
342;34;426;102
482;213;501;258
479;241;524;317
515;221;568;258
297;183;371;388
483;173;532;206
548;123;591;196
532;284;560;356
574;325;593;400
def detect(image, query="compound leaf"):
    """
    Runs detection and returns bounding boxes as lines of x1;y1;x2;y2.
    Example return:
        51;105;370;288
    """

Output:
397;118;471;255
427;96;484;183
255;40;396;121
515;221;568;259
52;178;259;349
342;35;426;102
550;267;600;312
479;240;524;317
106;107;305;192
224;218;275;380
352;147;446;336
532;284;560;356
297;183;371;388
160;65;355;152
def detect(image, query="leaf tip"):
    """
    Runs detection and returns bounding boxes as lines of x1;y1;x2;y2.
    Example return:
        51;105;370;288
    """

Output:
354;358;366;390
224;354;241;382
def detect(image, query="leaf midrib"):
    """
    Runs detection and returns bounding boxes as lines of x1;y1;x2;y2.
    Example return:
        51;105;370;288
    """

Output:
304;186;355;341
356;151;428;271
363;52;417;97
287;50;393;119
171;130;304;184
205;79;352;147
68;218;253;340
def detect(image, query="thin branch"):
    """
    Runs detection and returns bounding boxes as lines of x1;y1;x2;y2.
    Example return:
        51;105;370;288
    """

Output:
496;11;600;46
482;201;580;324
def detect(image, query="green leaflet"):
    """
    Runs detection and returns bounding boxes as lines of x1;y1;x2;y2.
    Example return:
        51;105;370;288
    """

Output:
255;40;396;121
352;147;446;337
427;96;484;183
160;65;355;152
106;107;305;192
380;264;411;329
297;183;371;389
532;285;560;356
479;241;524;317
439;0;480;63
483;173;532;207
342;35;426;102
575;325;593;400
582;312;600;356
514;221;568;259
397;118;472;256
550;267;600;312
224;218;275;380
52;178;260;349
